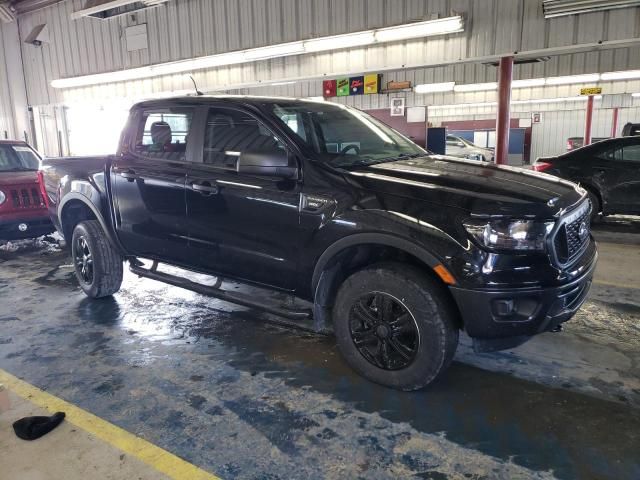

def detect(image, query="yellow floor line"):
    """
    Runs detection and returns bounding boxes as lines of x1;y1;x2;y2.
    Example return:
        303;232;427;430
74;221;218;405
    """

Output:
0;369;221;480
593;279;640;290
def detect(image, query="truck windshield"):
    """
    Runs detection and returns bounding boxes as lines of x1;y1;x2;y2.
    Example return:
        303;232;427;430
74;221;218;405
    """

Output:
271;102;426;167
0;144;40;172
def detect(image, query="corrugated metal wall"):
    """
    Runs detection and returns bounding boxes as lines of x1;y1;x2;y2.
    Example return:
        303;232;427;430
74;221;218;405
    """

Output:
0;22;15;139
15;0;640;106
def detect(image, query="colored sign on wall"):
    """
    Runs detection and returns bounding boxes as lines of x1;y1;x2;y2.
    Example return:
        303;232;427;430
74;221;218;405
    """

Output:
364;74;381;94
350;76;364;95
336;78;350;96
323;79;336;97
580;87;602;96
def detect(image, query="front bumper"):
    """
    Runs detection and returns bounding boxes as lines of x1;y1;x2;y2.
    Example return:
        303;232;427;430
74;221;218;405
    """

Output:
0;217;55;240
449;250;597;352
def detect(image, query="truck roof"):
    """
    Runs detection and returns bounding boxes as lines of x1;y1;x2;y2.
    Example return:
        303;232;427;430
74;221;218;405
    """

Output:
132;94;333;110
0;140;29;146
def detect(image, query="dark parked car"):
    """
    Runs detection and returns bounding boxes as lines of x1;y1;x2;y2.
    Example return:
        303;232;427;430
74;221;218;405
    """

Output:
535;136;640;219
0;140;54;240
42;96;596;390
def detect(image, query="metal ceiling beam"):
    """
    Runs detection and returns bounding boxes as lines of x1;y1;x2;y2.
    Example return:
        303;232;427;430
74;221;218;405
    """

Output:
543;0;640;18
9;0;65;15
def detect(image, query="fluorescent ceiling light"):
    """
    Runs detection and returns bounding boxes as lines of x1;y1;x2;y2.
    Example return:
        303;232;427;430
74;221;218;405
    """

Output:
304;31;375;53
244;42;304;60
414;82;455;93
512;78;546;88
429;95;601;110
454;82;497;92
375;16;464;42
600;70;640;81
52;16;465;89
633;93;640;98
270;81;296;86
545;74;600;85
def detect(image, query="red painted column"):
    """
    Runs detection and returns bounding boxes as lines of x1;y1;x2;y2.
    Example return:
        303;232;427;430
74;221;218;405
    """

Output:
584;95;594;145
611;107;619;138
495;56;514;165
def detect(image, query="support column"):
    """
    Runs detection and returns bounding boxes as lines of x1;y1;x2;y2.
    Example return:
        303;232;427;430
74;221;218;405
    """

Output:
611;107;619;138
495;56;513;165
584;95;594;146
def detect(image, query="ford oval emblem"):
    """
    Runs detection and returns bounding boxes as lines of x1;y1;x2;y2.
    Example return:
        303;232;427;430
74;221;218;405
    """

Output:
578;221;588;241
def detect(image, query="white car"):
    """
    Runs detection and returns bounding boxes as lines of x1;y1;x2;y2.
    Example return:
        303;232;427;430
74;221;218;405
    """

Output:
446;135;494;162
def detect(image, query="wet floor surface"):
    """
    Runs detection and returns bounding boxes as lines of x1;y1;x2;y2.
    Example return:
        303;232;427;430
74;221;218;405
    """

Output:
1;225;640;480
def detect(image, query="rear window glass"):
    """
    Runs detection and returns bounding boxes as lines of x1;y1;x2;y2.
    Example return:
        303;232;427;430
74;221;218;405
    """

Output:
134;109;193;161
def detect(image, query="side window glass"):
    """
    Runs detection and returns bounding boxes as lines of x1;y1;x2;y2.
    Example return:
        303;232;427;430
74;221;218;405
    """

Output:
622;145;640;163
204;108;287;169
596;147;621;161
134;109;193;161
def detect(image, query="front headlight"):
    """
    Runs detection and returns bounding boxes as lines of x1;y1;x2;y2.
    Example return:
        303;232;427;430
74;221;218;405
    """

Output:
0;190;5;205
463;219;555;252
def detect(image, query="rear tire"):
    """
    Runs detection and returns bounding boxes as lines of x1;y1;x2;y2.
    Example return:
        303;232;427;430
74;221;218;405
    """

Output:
71;220;123;298
332;263;459;391
586;189;601;222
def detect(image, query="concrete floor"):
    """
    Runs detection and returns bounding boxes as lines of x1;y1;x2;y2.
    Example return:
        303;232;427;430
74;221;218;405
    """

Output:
0;217;639;480
0;391;171;480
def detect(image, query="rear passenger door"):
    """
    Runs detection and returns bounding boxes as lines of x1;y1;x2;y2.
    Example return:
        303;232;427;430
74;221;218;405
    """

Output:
606;141;640;214
185;106;302;290
112;106;197;264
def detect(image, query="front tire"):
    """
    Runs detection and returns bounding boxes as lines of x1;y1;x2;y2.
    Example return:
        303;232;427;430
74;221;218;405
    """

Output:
332;263;459;391
71;220;123;298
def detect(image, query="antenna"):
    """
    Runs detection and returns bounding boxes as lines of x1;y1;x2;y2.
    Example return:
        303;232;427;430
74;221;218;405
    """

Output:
189;75;204;96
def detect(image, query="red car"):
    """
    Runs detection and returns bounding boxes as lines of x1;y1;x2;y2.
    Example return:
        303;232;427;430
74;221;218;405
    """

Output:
0;140;54;240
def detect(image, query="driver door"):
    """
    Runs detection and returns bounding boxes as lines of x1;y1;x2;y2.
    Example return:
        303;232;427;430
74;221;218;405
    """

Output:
185;106;302;290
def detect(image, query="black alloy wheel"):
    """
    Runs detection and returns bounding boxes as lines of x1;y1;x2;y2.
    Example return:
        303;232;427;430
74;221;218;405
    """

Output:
348;292;419;371
74;235;94;285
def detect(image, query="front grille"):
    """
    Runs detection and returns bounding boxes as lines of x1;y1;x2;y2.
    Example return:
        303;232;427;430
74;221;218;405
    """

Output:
551;201;591;266
9;187;45;209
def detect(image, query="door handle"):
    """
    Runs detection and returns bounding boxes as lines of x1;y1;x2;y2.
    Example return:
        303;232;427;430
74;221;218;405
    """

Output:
119;170;139;182
191;182;219;195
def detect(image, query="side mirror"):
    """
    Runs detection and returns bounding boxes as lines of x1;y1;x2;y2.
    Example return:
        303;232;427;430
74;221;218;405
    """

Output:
457;142;465;148
237;150;298;179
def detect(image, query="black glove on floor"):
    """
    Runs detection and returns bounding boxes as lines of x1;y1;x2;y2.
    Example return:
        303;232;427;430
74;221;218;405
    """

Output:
12;412;66;441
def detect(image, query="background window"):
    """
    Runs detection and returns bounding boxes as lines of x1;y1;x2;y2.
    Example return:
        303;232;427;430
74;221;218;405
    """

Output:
622;145;640;163
135;109;193;160
204;108;286;169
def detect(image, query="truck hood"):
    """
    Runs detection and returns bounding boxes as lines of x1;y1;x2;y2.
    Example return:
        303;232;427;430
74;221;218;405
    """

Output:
0;170;39;187
346;155;585;218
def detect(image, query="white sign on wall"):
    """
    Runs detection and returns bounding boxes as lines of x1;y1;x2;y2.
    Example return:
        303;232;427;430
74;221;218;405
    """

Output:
125;24;148;52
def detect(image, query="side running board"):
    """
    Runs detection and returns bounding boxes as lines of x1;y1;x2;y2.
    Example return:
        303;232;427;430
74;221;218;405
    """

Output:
129;260;312;321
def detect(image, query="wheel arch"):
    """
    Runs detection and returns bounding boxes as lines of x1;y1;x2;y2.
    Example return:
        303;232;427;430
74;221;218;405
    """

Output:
311;233;461;332
580;182;603;213
59;194;123;254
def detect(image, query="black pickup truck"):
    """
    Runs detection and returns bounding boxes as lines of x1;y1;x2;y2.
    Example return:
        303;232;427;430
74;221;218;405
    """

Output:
42;96;597;390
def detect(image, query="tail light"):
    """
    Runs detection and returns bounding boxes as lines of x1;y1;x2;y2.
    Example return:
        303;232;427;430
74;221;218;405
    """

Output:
567;140;574;150
37;170;50;208
534;162;552;172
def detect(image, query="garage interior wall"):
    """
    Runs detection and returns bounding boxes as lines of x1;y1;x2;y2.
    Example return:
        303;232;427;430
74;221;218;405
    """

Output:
1;22;18;139
2;0;640;155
